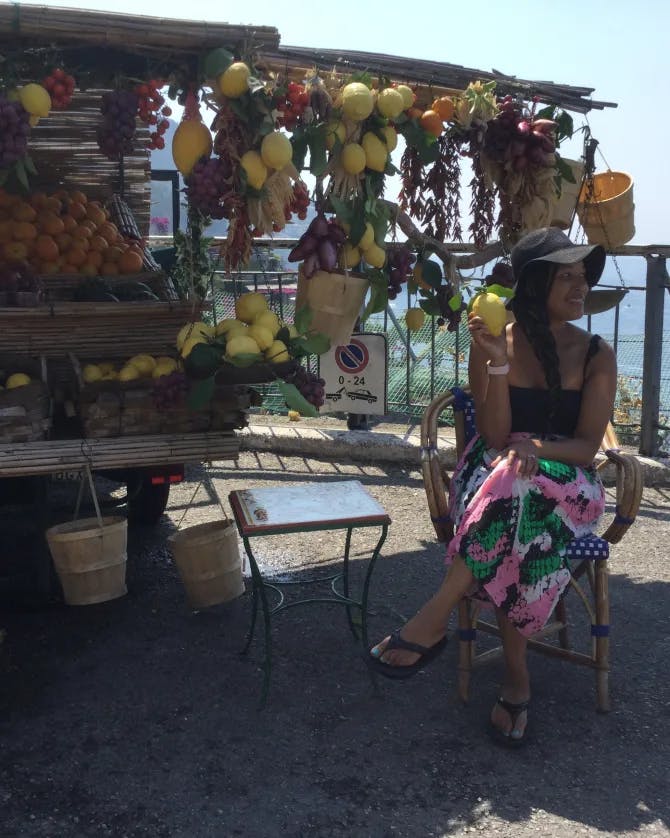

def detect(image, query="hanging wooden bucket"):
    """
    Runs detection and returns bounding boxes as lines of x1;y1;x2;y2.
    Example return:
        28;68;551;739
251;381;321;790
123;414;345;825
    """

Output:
46;516;128;606
550;159;584;229
295;266;370;348
168;520;244;609
577;171;635;248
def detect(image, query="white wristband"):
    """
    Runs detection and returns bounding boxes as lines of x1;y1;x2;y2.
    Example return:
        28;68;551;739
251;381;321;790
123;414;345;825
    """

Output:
487;361;510;376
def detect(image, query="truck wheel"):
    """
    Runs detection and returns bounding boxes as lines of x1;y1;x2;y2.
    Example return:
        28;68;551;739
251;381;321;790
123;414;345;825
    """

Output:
126;478;171;526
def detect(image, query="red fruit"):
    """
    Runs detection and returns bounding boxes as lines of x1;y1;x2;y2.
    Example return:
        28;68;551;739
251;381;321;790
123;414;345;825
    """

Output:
65;76;76;92
161;106;172;116
298;92;309;106
154;135;165;149
53;82;66;98
138;84;149;97
148;115;157;125
53;68;66;80
43;76;55;91
298;210;307;220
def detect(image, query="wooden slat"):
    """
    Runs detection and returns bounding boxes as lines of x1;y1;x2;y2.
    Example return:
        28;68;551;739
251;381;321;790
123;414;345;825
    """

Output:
0;432;239;477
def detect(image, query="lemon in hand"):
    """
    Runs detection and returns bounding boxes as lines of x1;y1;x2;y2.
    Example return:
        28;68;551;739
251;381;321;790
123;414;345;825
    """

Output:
471;292;507;337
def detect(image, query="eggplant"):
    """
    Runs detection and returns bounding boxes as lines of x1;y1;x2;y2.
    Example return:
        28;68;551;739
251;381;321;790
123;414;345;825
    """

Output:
288;234;318;262
307;214;329;239
532;118;557;133
318;239;338;273
302;252;320;279
327;222;346;245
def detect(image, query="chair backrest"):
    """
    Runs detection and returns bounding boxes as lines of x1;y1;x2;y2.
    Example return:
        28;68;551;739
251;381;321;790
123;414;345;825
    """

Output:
420;386;643;545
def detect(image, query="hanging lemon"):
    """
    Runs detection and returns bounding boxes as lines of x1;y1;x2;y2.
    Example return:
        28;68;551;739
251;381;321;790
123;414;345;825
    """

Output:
19;83;51;118
218;62;250;98
260;132;293;170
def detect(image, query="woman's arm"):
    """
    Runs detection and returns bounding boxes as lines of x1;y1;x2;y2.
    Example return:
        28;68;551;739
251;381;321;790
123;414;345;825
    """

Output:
493;339;618;469
468;318;512;450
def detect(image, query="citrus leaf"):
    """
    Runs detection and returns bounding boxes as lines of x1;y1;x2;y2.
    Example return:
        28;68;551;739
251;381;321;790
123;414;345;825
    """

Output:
448;292;463;312
419;297;442;316
295;333;331;355
187;375;215;410
294;304;313;335
23;154;37;176
183;342;223;378
362;282;388;319
418;259;442;289
275;380;318;418
486;283;515;299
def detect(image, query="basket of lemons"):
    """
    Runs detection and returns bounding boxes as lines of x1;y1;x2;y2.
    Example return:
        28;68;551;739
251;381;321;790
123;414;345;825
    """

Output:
0;355;51;443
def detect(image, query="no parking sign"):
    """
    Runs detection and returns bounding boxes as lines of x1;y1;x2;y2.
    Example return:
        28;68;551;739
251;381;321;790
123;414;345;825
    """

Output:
319;333;387;415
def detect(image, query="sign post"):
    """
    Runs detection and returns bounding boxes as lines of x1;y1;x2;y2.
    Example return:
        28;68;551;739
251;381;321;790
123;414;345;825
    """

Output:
319;333;387;417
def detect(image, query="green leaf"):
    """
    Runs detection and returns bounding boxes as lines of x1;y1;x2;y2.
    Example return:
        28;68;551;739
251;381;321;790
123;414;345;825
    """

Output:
329;195;355;225
276;326;291;344
448;292;463;312
307;129;328;177
187;376;216;411
183;342;224;378
275;379;318;418
290;130;309;172
419;297;442;316
555;154;577;184
556;110;574;141
486;283;515;299
247;75;266;95
14;159;29;191
350;208;367;248
202;47;234;79
294;304;314;335
23;155;37;176
362;282;388;319
224;352;264;368
417;259;442;289
0;169;8;187
296;333;331;355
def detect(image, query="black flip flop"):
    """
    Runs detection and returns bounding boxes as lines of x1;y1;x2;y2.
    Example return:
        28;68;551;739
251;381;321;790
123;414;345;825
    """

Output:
367;629;447;680
488;696;530;749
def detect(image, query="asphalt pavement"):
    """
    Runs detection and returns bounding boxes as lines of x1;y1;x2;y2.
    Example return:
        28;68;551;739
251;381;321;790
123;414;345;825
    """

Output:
0;446;669;837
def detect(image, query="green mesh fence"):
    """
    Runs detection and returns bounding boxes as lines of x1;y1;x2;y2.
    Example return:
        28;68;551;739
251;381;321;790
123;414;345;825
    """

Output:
209;274;670;444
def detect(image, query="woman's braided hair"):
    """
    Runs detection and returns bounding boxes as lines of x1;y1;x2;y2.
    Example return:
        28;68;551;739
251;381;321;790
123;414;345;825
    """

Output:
510;262;562;433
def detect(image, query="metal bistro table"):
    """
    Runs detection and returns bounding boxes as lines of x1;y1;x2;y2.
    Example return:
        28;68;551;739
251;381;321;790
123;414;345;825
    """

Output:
228;480;391;705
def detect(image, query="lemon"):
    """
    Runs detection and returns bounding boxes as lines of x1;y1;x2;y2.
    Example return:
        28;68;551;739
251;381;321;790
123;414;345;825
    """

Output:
152;359;178;378
395;85;415;110
341;143;366;175
260;131;293;170
218;62;250;98
19;83;51;118
118;365;140;382
171;120;213;177
381;125;398;152
6;372;31;389
251;310;281;336
341;82;374;122
215;318;247;337
155;356;177;367
339;243;361;270
101;371;118;381
325;121;346;150
128;354;156;376
240;150;268;190
405;308;426;331
98;362;116;375
176;321;213;350
226;334;262;359
235;291;268;324
288;410;301;421
180;335;207;359
376;88;405;119
246;324;274;351
364;243;386;268
29;115;40;128
471;292;507;337
265;339;290;364
357;223;375;251
362;132;388;173
82;364;103;384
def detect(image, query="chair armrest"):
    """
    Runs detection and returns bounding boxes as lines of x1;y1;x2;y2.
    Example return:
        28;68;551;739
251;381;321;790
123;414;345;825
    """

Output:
600;448;644;544
421;392;460;543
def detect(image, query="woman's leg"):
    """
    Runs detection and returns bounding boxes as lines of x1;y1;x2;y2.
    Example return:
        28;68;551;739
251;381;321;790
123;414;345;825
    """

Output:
371;555;475;667
491;609;530;739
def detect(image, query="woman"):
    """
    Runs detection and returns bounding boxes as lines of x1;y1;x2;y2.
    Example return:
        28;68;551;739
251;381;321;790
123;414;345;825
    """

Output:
369;227;617;747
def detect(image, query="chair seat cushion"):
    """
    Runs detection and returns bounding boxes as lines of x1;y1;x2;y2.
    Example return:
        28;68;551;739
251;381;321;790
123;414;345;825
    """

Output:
565;534;609;561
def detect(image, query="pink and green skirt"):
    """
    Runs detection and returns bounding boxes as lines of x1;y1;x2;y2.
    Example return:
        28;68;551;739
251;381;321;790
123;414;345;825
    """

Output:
446;433;605;636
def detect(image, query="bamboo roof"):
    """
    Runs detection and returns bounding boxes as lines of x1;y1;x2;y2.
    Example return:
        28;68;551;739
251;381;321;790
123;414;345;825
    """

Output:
262;46;617;114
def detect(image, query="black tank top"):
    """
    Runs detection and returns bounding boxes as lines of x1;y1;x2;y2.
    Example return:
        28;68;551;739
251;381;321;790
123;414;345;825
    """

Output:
509;335;601;437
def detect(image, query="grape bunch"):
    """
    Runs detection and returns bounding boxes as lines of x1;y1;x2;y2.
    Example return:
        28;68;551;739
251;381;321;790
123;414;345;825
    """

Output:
484;95;557;172
134;80;172;151
386;245;416;300
96;90;140;161
435;285;466;332
275;81;310;131
286;366;326;410
185;155;234;219
43;68;76;109
0;97;31;168
151;371;189;410
285;180;310;223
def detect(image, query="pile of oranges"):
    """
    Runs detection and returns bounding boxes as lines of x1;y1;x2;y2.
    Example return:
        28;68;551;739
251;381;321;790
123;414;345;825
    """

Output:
0;188;145;276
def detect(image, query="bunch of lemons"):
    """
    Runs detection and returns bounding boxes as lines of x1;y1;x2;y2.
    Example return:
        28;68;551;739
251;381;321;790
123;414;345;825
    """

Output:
82;354;179;384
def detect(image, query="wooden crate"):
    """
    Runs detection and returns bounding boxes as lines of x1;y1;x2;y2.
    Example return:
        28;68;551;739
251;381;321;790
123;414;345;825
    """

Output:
41;271;180;303
0;355;51;443
71;354;258;439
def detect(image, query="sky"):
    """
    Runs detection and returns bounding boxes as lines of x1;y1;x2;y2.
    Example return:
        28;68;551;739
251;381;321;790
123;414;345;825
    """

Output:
19;0;670;247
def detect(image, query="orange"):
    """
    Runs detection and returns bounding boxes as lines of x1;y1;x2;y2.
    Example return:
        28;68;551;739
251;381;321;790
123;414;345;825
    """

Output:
90;235;108;253
39;260;60;275
0;220;12;242
37;211;65;236
69;190;88;206
62;215;77;233
44;196;62;214
3;241;28;261
406;107;424;120
79;262;98;277
55;232;73;252
118;249;143;274
72;225;93;241
431;96;455;122
419;109;444;137
100;261;119;276
0;190;14;208
105;244;124;263
12;202;37;222
68;201;87;221
85;203;107;226
80;219;98;234
61;263;80;274
98;222;120;245
84;250;103;269
35;234;59;262
13;221;38;241
67;246;88;267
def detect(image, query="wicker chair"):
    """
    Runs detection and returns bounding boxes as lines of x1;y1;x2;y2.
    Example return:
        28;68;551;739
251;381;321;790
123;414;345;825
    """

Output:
420;386;644;712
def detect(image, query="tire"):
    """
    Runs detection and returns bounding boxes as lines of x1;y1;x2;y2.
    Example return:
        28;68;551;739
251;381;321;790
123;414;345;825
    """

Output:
126;477;171;527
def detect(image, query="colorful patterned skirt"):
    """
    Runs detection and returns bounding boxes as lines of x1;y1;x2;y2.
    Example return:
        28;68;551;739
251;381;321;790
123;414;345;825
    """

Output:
446;433;605;636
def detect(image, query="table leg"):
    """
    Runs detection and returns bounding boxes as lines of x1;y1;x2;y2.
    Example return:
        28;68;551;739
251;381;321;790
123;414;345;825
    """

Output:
359;524;389;649
341;527;358;638
239;536;273;707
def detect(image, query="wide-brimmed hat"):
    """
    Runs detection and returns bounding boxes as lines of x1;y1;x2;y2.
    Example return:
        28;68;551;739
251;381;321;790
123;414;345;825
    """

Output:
511;227;606;288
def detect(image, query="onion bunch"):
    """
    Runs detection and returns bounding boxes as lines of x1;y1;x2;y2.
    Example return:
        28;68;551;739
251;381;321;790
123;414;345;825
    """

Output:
287;214;346;278
484;96;557;172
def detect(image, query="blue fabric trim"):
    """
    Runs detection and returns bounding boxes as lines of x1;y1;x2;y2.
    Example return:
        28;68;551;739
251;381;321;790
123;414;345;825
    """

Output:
614;508;635;526
591;624;610;637
431;514;452;524
458;628;477;641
